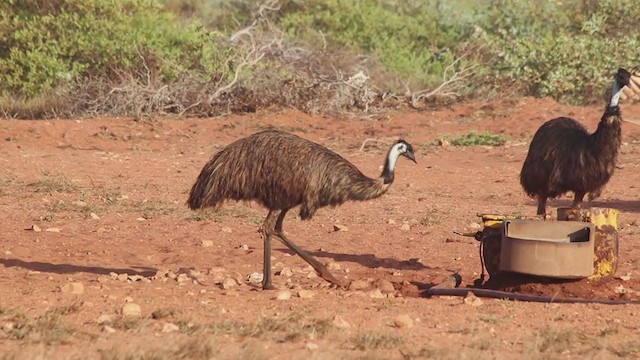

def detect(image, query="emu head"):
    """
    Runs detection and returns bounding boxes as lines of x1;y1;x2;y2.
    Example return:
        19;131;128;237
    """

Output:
616;68;632;88
392;139;417;163
610;68;632;107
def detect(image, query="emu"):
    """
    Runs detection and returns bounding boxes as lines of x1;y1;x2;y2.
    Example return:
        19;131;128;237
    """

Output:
187;129;416;289
520;68;631;215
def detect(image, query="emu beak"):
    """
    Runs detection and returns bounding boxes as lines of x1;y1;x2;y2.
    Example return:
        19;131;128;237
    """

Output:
405;150;417;163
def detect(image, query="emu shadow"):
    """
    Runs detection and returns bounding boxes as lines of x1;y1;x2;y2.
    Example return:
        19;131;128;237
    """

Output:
0;258;157;277
306;250;429;271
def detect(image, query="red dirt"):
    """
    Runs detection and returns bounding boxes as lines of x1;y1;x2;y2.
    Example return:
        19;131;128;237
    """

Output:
2;97;640;358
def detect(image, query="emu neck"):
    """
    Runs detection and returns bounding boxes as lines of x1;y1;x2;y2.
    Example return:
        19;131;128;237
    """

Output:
592;105;622;153
381;148;400;185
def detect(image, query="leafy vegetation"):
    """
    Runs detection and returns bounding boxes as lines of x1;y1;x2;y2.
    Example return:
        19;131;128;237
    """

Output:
444;131;508;147
1;0;639;119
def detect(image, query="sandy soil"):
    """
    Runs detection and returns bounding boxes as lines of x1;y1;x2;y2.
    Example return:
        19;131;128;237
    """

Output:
2;98;640;359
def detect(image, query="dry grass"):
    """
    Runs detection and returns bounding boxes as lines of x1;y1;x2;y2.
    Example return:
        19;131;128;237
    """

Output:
27;173;79;194
0;305;83;344
351;331;404;350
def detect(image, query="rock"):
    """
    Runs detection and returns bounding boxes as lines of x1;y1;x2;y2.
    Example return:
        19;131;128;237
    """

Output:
387;219;396;225
247;272;263;284
60;282;84;295
30;224;42;232
45;227;61;233
463;292;483;307
201;240;214;248
305;342;319;351
331;315;351;329
616;273;632;281
376;279;395;294
2;322;15;331
162;322;180;333
103;325;116;334
326;261;341;271
122;303;142;317
90;212;100;220
96;314;113;324
297;290;314;299
221;227;232;233
117;273;128;282
333;224;348;232
276;267;293;277
348;280;369;291
124;296;134;303
307;271;318;279
166;271;177;279
136;217;146;221
177;273;189;283
367;289;385;299
393;314;414;328
276;291;292;300
400;223;411;231
239;244;249;250
221;277;237;290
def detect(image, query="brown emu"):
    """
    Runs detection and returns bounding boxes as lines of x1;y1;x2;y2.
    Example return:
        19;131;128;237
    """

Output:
520;68;632;215
187;129;416;289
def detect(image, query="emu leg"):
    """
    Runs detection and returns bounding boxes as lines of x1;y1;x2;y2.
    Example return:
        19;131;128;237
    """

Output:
572;191;586;209
536;196;547;215
261;210;280;290
273;209;343;288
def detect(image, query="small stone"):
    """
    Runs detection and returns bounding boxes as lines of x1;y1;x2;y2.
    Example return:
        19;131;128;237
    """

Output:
96;314;113;324
307;271;318;279
276;291;292;300
103;325;116;334
60;282;84;295
348;280;369;291
3;322;15;331
117;273;128;282
400;223;411;231
464;292;483;307
162;322;180;333
45;227;61;233
376;279;395;294
239;244;249;250
122;303;142;317
387;219;396;225
333;224;348;232
305;342;319;351
276;267;293;277
221;277;237;290
326;261;341;271
30;224;42;232
367;289;385;299
332;315;351;329
616;273;632;281
136;217;146;221
97;275;111;283
247;272;263;284
124;296;134;303
90;212;100;220
166;271;177;279
4;250;11;255
221;227;232;233
177;273;189;283
393;314;414;328
297;290;314;299
201;240;214;248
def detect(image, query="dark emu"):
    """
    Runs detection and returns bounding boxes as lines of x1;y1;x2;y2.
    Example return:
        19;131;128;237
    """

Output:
520;68;631;215
187;129;416;289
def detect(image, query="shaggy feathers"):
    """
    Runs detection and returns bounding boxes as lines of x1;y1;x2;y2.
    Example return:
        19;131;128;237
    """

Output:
520;68;630;215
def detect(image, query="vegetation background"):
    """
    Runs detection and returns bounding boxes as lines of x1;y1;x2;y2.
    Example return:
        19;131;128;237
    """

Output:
1;0;639;119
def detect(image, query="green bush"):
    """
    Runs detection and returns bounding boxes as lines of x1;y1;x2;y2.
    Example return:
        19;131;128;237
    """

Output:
276;0;478;92
0;0;236;99
479;0;640;104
